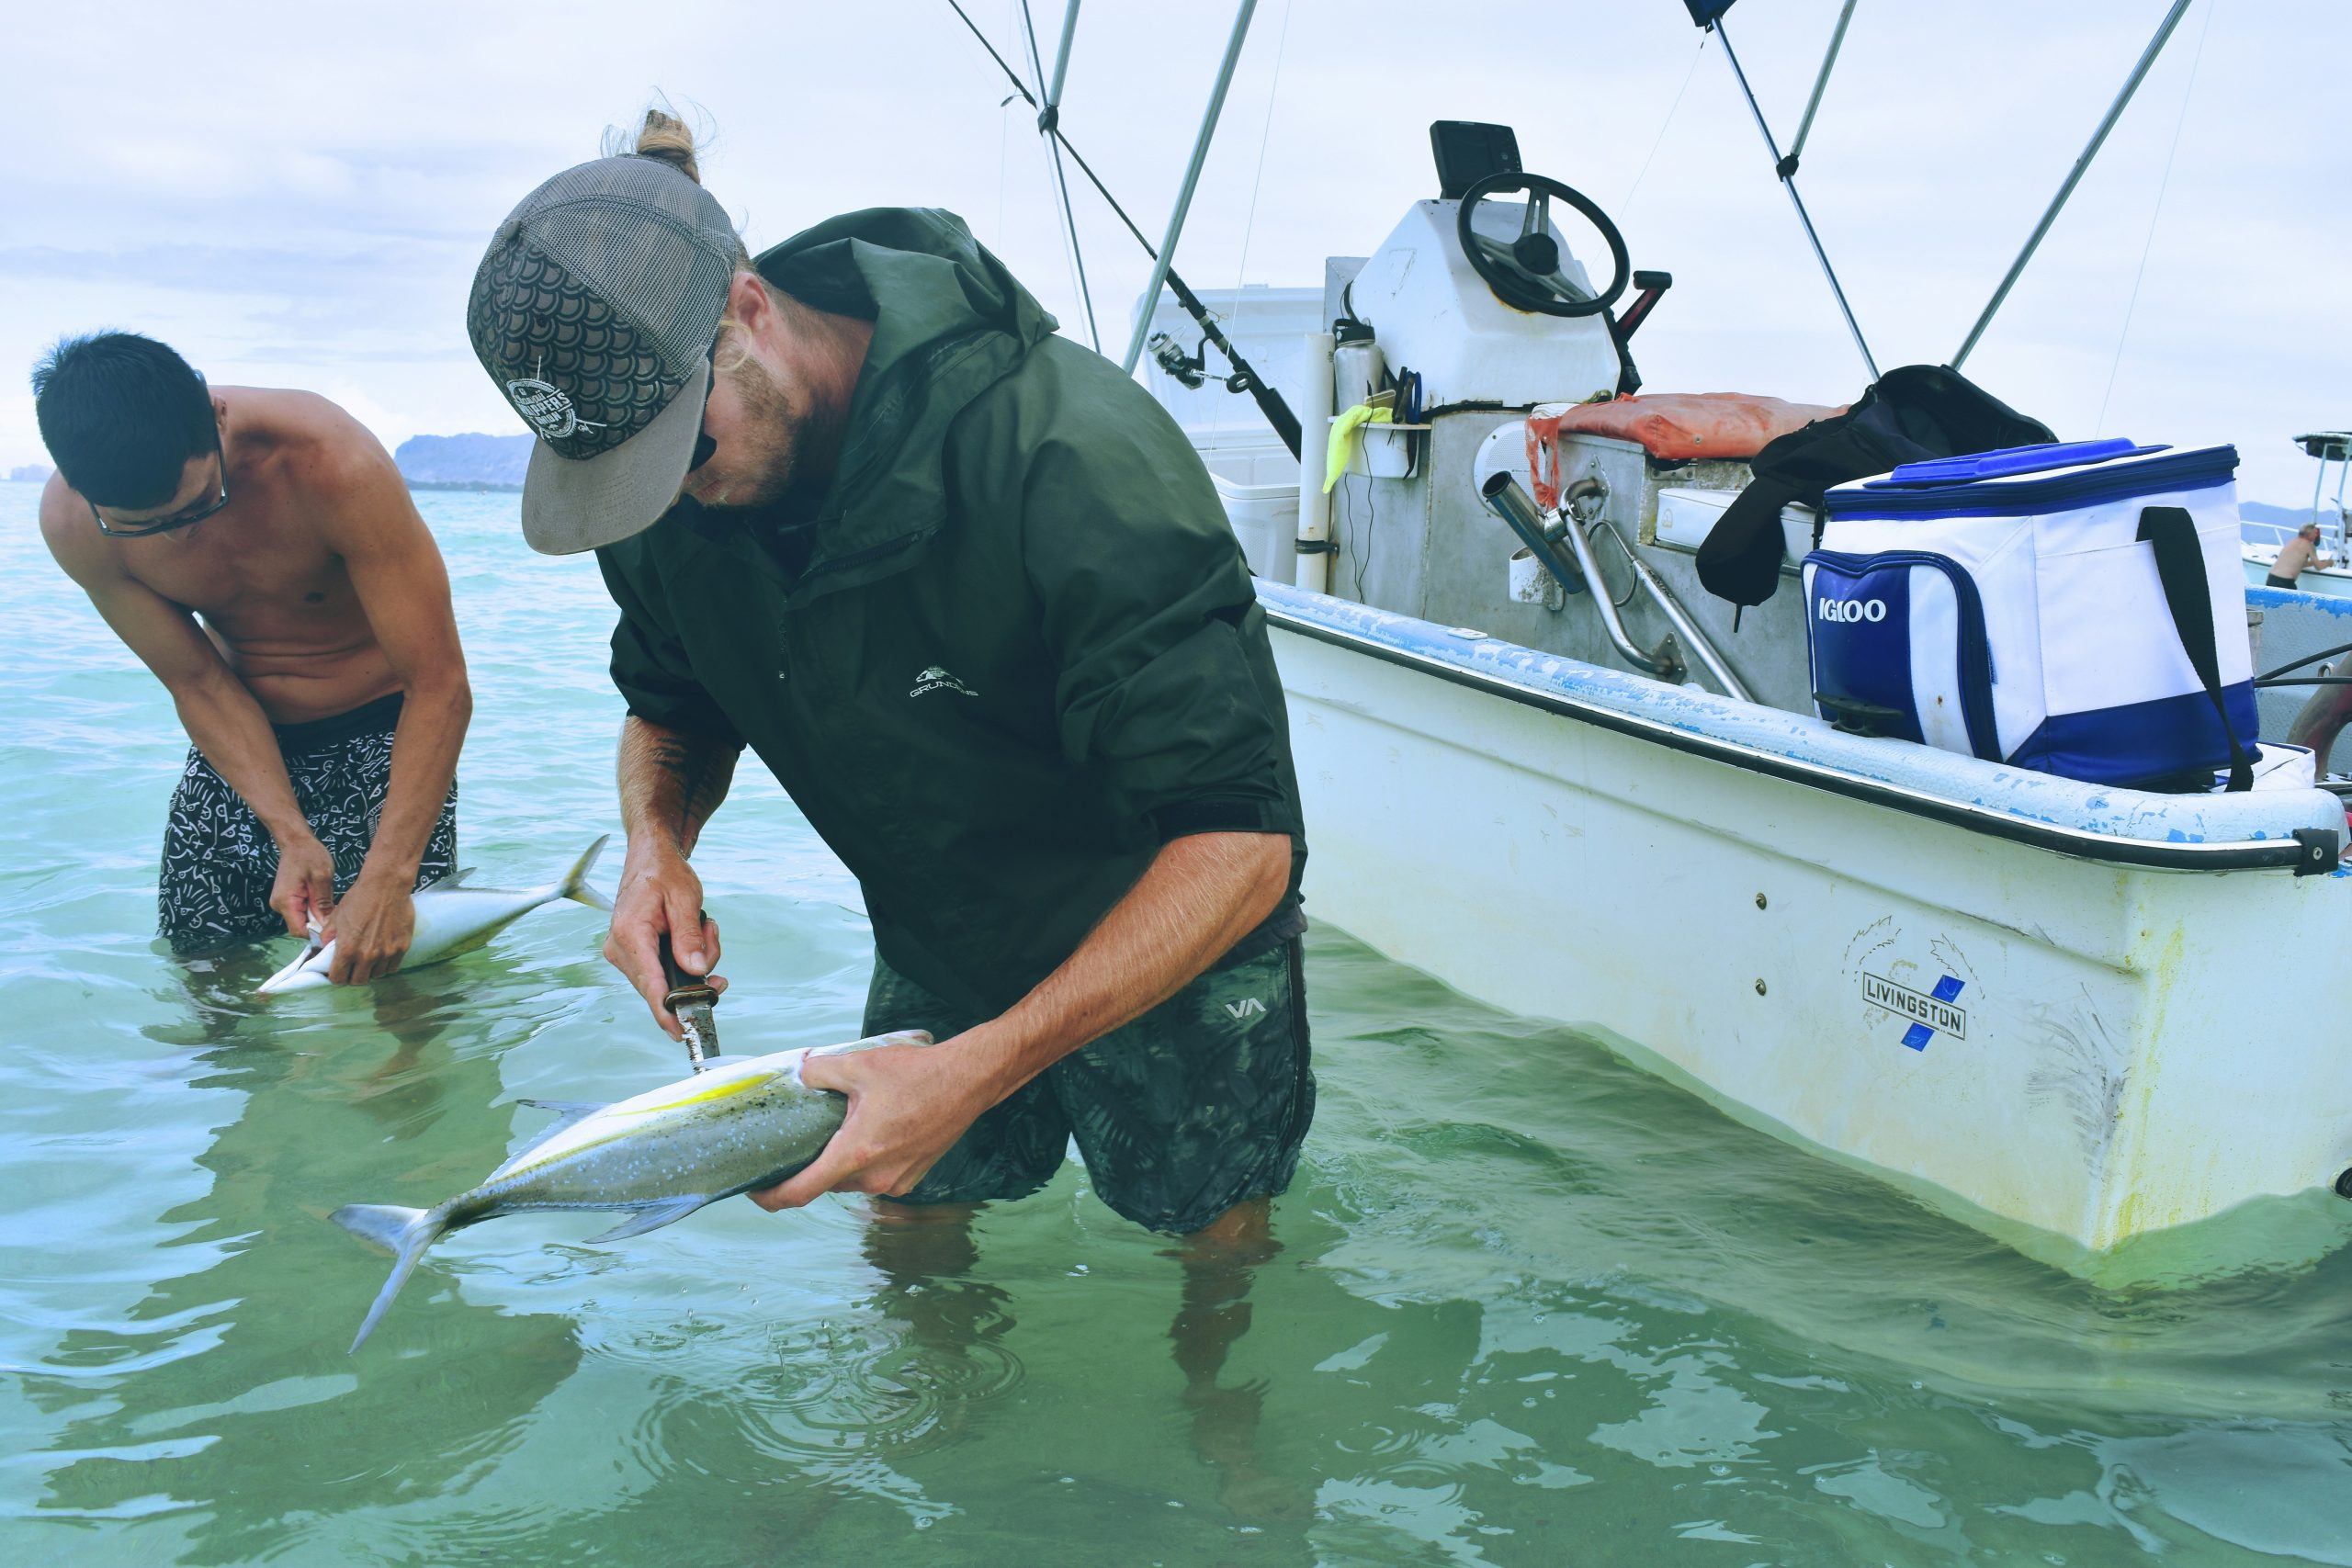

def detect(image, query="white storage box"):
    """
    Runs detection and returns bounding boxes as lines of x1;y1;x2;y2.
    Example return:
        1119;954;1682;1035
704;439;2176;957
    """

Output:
1195;438;1299;580
1654;487;1816;569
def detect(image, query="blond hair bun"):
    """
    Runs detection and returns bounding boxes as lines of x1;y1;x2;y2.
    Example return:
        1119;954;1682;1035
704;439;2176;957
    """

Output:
632;109;703;186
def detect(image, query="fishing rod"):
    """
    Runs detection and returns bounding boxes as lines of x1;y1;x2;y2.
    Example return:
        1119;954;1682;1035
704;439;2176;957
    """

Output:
946;0;1305;459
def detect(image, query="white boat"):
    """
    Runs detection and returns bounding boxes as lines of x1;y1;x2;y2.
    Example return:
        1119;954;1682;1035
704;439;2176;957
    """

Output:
1175;136;2352;1272
965;7;2352;1270
2240;432;2352;597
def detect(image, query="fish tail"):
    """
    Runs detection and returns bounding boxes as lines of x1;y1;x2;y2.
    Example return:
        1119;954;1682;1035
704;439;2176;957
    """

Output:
331;1202;448;1353
558;834;615;913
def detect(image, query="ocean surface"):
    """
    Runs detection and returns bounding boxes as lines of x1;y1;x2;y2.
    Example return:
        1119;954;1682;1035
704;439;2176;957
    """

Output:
2;480;2347;1567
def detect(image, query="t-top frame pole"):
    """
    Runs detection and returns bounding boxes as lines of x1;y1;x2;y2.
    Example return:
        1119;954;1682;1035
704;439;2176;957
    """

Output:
1712;17;1881;381
1046;0;1080;109
1952;0;2192;370
1784;0;1859;173
1022;0;1099;352
1121;0;1258;375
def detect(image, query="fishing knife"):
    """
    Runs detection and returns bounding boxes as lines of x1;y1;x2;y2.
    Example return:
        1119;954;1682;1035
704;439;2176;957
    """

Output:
657;926;720;1073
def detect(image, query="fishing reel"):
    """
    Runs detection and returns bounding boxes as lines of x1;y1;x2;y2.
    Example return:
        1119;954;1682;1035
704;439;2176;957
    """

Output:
1148;332;1250;394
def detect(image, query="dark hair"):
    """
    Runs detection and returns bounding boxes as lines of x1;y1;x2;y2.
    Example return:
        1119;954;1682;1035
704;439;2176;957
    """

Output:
30;332;217;508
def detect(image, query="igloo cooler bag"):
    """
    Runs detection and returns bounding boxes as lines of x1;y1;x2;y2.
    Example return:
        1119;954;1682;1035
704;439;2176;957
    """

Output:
1802;438;2257;790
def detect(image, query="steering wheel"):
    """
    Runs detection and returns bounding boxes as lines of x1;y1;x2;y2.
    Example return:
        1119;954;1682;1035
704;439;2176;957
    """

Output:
1454;171;1630;319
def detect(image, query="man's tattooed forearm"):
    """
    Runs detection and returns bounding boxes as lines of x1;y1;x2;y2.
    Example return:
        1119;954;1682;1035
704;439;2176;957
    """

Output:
649;735;737;840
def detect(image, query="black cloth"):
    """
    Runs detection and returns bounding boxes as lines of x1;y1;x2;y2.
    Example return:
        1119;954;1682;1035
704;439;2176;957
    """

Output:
1697;364;2055;609
157;694;458;953
2266;573;2298;589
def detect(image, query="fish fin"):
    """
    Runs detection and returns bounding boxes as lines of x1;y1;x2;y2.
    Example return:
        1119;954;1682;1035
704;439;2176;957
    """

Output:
330;1203;447;1353
430;865;480;889
583;1194;711;1245
514;1099;608;1137
558;835;615;913
257;938;334;996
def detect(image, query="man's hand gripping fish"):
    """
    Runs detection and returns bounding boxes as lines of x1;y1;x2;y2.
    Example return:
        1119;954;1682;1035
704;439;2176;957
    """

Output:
259;836;614;996
331;1031;932;1350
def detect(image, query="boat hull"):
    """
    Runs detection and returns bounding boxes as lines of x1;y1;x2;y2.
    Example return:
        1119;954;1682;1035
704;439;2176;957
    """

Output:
1267;586;2352;1261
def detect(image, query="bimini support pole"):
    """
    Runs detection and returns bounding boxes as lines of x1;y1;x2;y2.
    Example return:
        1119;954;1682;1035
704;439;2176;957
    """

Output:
1783;0;1858;175
1022;0;1099;352
1121;0;1258;375
1045;0;1080;107
946;0;1301;457
1711;17;1880;380
1952;0;2192;370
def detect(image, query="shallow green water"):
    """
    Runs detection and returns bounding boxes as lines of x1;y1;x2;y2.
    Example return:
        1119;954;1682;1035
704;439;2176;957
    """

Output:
2;481;2348;1566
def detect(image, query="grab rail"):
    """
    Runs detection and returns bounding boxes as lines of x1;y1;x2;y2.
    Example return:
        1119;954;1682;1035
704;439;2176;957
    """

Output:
1482;473;1680;681
1481;473;1754;703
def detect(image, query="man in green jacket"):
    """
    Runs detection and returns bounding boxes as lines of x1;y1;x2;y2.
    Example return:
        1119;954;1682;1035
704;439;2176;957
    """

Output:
467;122;1313;1250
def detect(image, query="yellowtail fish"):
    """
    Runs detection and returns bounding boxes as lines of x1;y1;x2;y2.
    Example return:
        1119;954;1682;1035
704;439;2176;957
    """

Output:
330;1031;933;1351
259;836;613;995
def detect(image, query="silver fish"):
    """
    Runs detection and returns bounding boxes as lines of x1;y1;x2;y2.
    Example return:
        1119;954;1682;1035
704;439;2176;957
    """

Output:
259;836;614;995
331;1029;932;1351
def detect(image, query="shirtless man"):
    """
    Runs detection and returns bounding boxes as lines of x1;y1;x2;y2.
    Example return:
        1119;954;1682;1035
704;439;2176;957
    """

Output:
2265;524;2335;590
33;332;470;979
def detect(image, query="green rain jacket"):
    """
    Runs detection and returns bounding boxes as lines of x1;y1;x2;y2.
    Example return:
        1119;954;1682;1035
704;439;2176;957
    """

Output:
596;208;1306;1017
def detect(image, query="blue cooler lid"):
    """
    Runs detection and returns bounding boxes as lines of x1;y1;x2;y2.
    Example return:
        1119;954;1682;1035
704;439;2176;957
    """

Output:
1866;438;2165;489
1826;441;2238;519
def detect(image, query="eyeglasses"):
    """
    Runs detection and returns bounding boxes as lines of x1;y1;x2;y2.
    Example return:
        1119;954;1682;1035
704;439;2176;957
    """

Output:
90;431;231;537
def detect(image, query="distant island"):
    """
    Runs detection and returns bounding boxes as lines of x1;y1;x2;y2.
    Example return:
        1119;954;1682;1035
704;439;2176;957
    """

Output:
7;463;51;483
2244;500;2338;527
395;432;531;491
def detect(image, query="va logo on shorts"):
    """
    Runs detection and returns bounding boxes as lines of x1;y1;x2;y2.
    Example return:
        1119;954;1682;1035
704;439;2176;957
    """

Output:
910;665;978;698
1226;998;1267;1019
505;355;606;442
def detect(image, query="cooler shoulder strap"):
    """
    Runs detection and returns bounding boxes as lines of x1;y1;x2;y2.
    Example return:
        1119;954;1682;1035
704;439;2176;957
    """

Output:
2135;504;2254;792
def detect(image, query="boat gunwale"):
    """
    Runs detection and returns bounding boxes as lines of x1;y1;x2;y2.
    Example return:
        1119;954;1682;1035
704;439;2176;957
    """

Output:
1262;584;2335;875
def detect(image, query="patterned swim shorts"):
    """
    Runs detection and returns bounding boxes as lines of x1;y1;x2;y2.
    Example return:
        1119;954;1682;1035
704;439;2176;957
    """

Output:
863;937;1317;1235
156;693;458;954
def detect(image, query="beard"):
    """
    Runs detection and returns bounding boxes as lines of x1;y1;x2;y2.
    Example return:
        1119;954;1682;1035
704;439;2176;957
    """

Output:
693;353;808;512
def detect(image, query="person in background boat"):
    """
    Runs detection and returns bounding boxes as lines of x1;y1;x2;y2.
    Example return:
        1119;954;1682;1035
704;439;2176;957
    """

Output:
469;114;1311;1505
2266;524;2335;589
31;333;469;976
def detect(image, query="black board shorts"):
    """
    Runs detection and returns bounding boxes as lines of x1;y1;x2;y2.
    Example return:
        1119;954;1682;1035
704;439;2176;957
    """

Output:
156;693;458;954
2266;573;2299;589
864;938;1316;1235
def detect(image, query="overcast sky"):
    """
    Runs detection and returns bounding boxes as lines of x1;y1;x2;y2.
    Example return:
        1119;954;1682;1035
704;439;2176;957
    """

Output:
6;0;2344;502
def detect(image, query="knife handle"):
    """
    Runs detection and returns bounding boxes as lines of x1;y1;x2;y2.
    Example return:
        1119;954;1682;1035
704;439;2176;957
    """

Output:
657;929;718;1010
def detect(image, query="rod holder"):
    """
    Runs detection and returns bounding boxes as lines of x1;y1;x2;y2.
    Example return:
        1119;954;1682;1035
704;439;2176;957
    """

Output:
1483;473;1681;682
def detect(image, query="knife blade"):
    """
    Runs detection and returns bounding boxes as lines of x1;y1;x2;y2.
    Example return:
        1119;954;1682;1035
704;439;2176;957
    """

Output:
657;926;720;1072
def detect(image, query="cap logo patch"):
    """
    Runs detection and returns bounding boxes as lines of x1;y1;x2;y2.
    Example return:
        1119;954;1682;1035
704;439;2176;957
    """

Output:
466;244;688;462
506;355;606;443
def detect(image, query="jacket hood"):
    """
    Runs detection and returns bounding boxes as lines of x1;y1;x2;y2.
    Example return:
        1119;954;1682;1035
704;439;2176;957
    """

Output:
750;208;1058;593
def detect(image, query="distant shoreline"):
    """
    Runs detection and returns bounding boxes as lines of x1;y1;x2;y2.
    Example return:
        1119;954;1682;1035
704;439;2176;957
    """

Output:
406;480;525;493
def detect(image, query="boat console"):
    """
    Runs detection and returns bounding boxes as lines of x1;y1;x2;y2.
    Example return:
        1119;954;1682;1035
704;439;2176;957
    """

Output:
1315;122;1836;716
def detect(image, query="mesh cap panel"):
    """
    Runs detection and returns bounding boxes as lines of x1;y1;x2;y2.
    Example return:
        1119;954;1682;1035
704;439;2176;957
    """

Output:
466;156;740;462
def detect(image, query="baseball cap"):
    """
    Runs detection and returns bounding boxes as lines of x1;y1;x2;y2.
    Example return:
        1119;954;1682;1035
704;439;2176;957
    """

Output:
467;154;742;554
